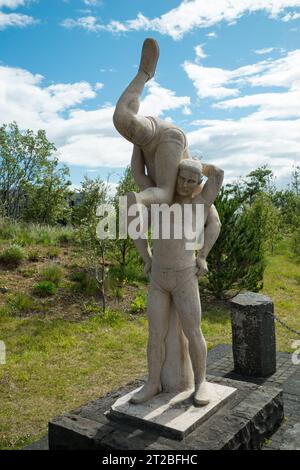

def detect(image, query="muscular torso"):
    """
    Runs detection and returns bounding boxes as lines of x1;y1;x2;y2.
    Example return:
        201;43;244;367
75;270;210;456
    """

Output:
152;199;211;270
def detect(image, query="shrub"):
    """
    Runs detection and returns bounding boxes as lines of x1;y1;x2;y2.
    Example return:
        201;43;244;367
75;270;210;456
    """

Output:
57;231;75;246
0;245;26;268
130;293;147;314
41;264;63;286
27;248;40;262
206;188;266;299
7;293;36;314
82;301;101;315
20;267;36;278
292;226;300;260
70;270;99;295
47;247;60;259
32;280;56;297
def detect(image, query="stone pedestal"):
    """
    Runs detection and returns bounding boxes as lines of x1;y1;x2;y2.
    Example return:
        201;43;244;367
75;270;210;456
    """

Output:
48;374;284;450
229;292;276;377
109;382;236;440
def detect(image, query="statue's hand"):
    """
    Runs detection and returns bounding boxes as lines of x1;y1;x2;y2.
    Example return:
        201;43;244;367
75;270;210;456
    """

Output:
196;257;208;277
144;259;152;277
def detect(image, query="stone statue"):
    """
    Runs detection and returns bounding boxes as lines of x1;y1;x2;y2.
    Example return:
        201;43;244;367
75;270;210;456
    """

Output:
113;38;224;407
129;159;224;406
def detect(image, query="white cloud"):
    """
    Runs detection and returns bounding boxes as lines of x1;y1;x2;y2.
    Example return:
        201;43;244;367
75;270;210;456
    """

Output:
254;47;275;55
194;44;207;62
82;0;102;6
61;1;300;40
0;64;190;168
214;90;300;119
139;80;191;117
206;31;217;38
187;118;299;182
183;49;300;99
185;48;300;185
281;11;300;20
0;0;27;8
0;10;36;29
61;16;99;32
183;61;239;99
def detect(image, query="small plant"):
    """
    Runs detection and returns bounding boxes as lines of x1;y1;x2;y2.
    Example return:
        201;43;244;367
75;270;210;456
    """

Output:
70;270;99;295
27;248;40;262
47;247;60;259
41;264;63;286
82;301;101;315
130;293;147;314
7;292;36;314
32;280;57;297
19;267;36;278
57;232;74;246
0;245;26;268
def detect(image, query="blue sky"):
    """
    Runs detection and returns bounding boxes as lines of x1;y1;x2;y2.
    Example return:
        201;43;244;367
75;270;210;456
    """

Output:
1;0;300;190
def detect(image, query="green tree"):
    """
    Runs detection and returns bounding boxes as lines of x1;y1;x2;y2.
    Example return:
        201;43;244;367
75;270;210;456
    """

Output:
0;122;71;222
110;166;140;273
23;159;71;225
206;187;266;299
291;165;300;196
72;176;106;226
74;176;111;312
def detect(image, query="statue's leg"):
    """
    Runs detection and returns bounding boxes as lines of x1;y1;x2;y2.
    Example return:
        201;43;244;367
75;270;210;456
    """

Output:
113;39;159;146
132;128;187;207
130;281;171;404
172;272;209;406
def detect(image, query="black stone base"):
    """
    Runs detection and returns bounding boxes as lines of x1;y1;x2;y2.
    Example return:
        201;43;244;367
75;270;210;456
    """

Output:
48;374;283;450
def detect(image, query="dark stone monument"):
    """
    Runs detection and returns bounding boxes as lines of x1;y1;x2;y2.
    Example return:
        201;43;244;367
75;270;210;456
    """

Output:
229;292;276;377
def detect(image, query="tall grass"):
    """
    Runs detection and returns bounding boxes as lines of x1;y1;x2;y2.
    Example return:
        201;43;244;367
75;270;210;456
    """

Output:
0;218;76;247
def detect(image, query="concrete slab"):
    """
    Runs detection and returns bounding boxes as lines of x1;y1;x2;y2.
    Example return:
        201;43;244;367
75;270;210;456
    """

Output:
109;382;237;439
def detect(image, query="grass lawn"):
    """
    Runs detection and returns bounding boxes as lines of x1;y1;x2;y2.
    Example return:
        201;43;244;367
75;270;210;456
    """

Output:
0;237;299;449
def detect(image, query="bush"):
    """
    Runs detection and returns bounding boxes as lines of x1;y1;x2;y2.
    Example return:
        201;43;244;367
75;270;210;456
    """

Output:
292;226;300;260
27;248;40;262
206;188;266;299
47;247;60;259
57;231;75;246
41;264;63;286
7;293;36;314
32;281;56;297
20;267;36;278
130;293;147;314
0;244;26;268
109;263;145;284
70;270;99;295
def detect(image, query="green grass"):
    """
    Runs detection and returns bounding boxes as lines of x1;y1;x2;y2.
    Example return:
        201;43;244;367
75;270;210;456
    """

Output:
262;237;300;352
40;264;63;286
0;245;26;268
0;236;298;449
0;310;148;449
0;218;76;247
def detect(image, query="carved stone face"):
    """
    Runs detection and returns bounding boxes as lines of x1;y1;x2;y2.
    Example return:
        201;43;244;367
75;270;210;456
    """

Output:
176;168;201;198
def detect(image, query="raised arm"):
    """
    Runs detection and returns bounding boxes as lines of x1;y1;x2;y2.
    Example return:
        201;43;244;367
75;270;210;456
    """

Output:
198;163;224;206
131;145;155;191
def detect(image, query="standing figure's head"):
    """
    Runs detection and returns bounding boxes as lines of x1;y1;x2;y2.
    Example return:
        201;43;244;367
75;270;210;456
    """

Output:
176;159;203;198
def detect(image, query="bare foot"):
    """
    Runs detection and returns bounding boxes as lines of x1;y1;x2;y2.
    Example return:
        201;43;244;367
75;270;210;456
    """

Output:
130;383;161;404
138;38;160;81
194;382;210;406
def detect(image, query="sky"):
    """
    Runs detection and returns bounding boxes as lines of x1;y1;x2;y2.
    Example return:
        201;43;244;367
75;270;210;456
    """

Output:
0;0;300;190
